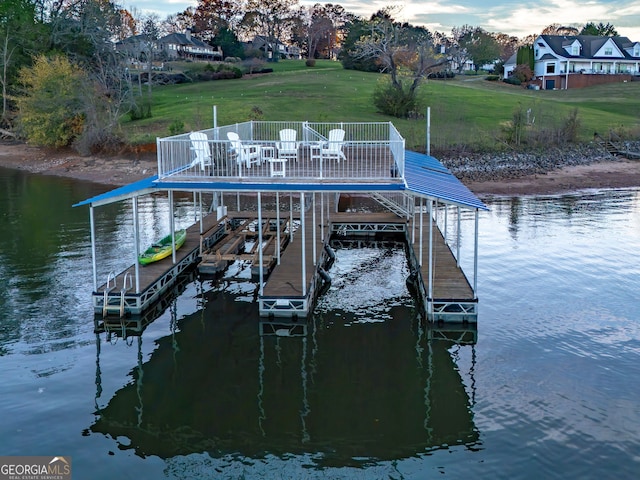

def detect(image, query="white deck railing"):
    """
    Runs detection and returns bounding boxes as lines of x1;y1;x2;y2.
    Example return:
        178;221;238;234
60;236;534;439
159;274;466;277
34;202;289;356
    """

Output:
156;121;405;183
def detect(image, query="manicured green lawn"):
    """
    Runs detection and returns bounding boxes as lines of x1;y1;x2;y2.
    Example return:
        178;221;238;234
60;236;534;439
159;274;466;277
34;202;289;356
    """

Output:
124;59;640;151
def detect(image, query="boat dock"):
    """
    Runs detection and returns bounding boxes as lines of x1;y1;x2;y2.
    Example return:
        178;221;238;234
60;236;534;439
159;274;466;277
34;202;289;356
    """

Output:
77;120;487;325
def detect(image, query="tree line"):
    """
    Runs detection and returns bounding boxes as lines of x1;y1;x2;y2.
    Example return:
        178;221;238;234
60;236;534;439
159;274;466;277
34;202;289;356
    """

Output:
0;0;621;152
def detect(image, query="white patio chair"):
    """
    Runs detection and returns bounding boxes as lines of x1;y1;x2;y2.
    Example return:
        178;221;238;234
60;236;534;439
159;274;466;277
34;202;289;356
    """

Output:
276;128;298;162
189;132;212;171
319;128;346;163
227;131;261;169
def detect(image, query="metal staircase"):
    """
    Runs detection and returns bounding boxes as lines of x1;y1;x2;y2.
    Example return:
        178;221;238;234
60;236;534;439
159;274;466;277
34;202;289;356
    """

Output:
371;192;414;218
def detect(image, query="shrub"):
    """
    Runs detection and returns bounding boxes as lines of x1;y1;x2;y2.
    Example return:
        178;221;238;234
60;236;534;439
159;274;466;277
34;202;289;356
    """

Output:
485;75;500;81
427;71;456;80
305;59;316;67
128;101;152;121
503;77;522;86
15;54;86;147
512;64;533;83
372;78;420;118
561;108;581;143
168;119;185;136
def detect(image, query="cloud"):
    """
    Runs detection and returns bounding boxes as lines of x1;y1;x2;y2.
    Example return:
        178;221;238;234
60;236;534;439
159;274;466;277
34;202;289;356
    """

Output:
127;0;640;40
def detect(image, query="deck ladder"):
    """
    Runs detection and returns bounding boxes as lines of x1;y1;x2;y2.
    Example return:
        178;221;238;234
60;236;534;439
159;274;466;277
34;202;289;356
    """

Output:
102;272;117;318
119;272;133;318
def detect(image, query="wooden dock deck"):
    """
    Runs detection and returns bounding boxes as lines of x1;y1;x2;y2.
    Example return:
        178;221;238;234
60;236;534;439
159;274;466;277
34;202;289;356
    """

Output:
259;206;330;316
95;194;477;322
408;219;477;322
93;213;224;316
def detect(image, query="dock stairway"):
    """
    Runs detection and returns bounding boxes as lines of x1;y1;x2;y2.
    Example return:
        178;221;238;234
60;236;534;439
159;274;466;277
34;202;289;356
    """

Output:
371;192;414;218
595;132;640;160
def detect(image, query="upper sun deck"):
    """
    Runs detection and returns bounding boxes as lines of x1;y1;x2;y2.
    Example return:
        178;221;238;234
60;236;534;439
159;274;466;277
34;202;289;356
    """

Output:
156;121;406;185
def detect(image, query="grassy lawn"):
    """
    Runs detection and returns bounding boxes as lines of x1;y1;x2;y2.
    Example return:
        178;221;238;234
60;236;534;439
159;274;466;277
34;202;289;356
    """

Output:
124;59;640;152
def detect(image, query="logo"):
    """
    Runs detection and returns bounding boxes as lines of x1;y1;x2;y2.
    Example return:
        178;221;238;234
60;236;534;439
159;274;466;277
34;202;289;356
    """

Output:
0;456;71;480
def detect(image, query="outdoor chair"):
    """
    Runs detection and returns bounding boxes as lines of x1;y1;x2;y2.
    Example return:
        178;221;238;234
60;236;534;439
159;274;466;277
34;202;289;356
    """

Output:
227;131;261;169
189;132;212;171
276;129;298;162
318;128;346;163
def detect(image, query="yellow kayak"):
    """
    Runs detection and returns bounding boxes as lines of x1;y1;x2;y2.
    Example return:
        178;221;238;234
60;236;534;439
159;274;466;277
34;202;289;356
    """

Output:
138;229;187;265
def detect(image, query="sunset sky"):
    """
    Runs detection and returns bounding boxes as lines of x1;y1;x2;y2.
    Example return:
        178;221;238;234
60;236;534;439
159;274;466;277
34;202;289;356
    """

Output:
125;0;640;40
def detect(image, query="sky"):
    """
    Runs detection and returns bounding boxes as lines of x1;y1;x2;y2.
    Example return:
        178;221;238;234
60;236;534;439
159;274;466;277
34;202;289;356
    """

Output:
125;0;640;41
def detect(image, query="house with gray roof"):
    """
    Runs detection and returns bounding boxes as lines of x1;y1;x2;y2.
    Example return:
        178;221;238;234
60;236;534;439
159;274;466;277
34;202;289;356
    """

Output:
533;34;640;89
158;29;222;61
116;29;222;63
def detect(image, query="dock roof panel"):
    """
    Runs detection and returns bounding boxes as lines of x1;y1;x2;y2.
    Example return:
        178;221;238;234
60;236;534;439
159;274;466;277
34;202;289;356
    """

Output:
72;175;159;207
73;151;487;211
404;150;488;210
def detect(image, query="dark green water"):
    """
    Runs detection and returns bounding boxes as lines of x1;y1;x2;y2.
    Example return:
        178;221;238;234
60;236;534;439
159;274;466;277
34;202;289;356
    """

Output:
1;166;639;478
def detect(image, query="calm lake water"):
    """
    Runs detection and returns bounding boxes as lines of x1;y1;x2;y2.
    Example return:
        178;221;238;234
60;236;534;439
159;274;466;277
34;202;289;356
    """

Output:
1;166;639;479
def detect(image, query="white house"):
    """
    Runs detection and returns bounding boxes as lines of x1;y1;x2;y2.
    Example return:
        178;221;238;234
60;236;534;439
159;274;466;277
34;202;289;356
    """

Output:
532;34;640;89
503;52;517;79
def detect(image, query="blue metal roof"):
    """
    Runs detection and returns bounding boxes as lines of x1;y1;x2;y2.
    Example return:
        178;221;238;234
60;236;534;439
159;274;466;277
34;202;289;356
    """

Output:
404;151;488;210
73;151;487;211
73;175;159;207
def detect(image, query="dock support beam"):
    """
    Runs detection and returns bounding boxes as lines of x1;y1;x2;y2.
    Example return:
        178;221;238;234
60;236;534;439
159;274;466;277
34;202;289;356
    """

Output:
258;192;264;295
474;209;479;299
301;192;307;296
428;199;433;300
276;193;281;265
90;206;97;292
133;197;140;293
312;193;317;266
169;191;176;264
457;207;461;267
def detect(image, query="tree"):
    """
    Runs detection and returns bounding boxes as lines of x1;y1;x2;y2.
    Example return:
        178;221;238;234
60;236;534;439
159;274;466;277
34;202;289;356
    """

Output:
580;22;618;36
165;8;195;34
492;32;519;61
215;26;244;58
39;0;133;152
15;54;86;147
140;14;160;97
339;17;379;72
0;0;45;125
516;45;534;71
241;0;299;46
356;9;444;117
460;27;500;71
541;24;579;36
114;8;136;41
449;25;474;73
194;0;242;42
304;5;334;59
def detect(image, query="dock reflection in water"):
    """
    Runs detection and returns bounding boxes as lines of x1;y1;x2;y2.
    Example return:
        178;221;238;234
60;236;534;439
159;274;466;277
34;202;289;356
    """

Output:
91;286;479;467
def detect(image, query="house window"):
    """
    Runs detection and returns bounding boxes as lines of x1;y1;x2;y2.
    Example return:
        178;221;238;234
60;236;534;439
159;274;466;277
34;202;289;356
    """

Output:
635;47;639;57
572;46;579;55
546;63;555;74
604;48;612;56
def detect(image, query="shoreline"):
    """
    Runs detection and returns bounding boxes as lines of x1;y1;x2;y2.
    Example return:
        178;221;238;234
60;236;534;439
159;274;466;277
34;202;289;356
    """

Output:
1;141;640;197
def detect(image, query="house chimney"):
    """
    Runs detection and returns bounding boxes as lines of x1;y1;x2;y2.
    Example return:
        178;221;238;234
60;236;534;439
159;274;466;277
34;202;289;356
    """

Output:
186;28;191;41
